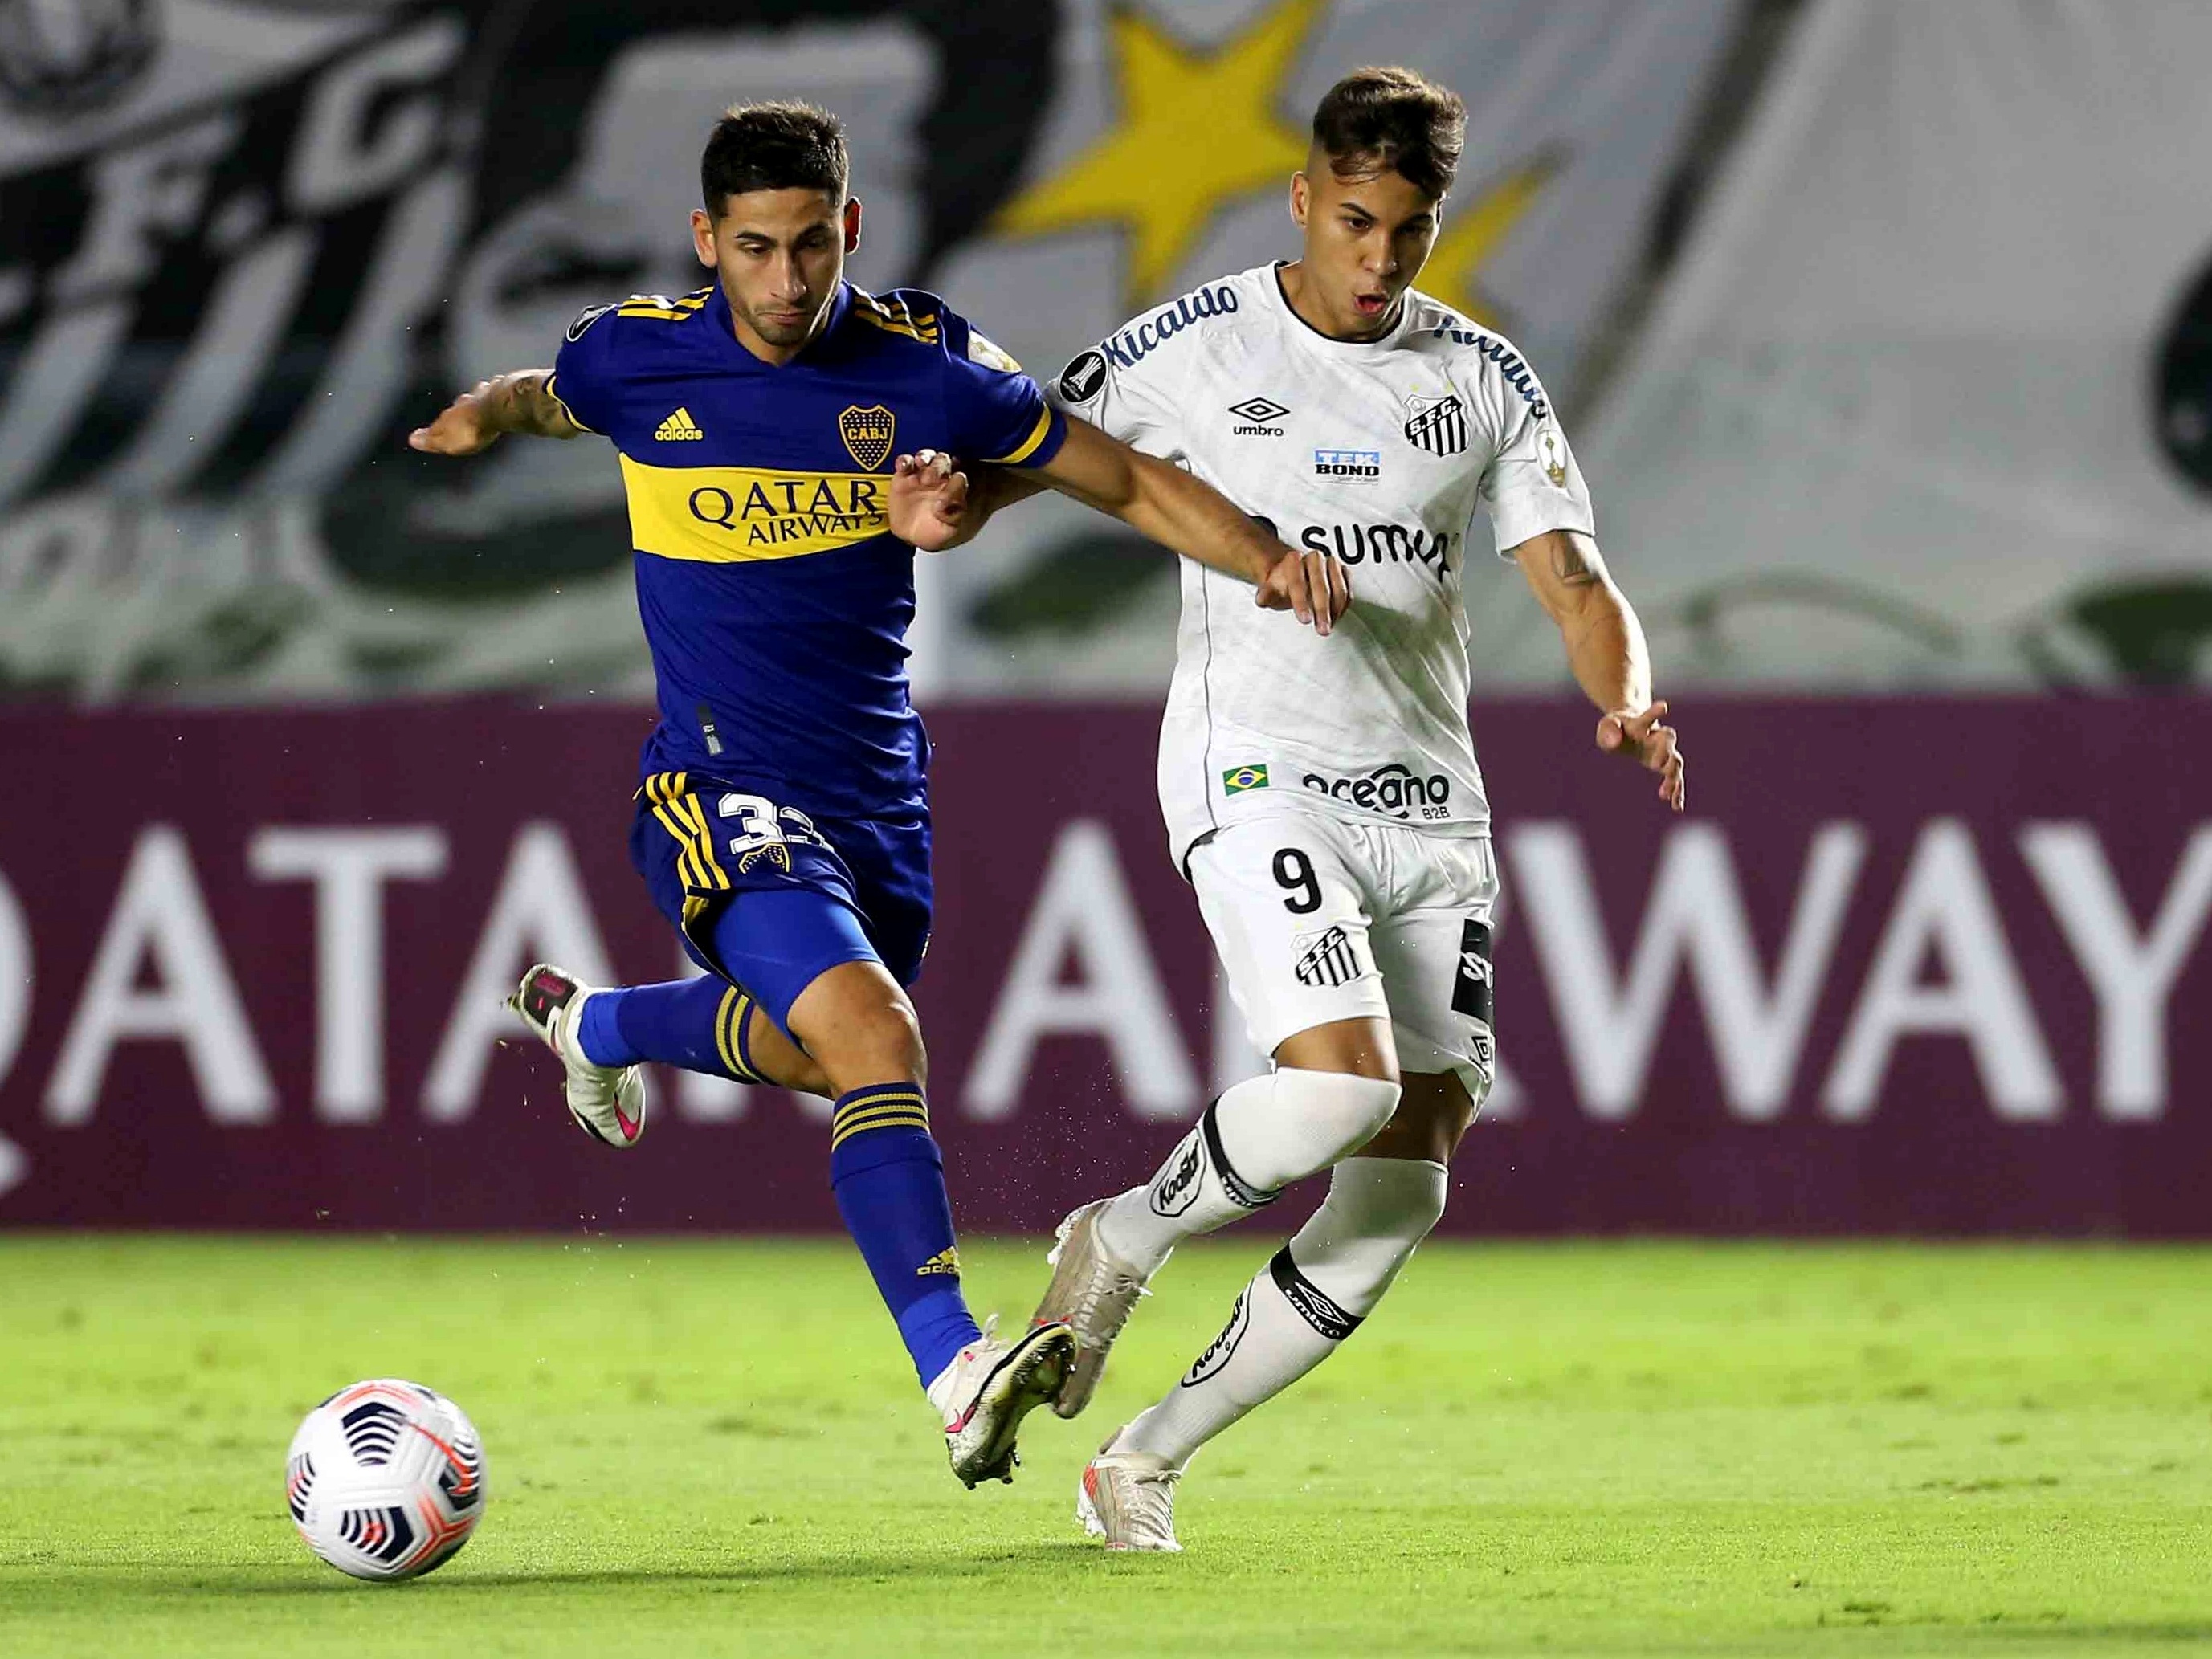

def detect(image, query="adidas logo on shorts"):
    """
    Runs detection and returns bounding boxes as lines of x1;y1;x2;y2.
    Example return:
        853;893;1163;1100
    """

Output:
655;406;704;441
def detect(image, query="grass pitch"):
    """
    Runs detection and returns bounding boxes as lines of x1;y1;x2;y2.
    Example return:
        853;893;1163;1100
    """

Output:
1;1237;2206;1657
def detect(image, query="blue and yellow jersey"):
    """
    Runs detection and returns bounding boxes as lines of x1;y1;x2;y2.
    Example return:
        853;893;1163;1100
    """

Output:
549;280;1066;821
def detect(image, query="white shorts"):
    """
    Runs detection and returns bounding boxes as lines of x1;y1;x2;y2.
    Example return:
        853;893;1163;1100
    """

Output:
1187;806;1500;1096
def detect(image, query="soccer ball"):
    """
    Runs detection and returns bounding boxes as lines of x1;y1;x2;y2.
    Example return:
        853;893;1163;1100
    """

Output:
286;1379;486;1580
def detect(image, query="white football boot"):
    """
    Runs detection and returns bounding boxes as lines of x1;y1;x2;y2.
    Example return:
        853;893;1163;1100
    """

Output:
1030;1198;1153;1418
1077;1429;1184;1552
927;1315;1076;1488
507;963;646;1149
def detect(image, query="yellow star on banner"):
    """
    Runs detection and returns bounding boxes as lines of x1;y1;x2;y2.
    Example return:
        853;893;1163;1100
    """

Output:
1418;151;1559;330
995;0;1320;308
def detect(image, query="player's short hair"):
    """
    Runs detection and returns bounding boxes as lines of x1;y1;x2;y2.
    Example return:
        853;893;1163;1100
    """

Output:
1310;67;1466;200
700;101;850;215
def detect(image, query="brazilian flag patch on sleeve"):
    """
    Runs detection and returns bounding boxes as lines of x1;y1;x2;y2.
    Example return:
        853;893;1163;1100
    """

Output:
1222;764;1269;796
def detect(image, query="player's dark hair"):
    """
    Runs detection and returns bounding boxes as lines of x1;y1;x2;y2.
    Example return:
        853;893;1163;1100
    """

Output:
700;101;849;215
1310;67;1466;200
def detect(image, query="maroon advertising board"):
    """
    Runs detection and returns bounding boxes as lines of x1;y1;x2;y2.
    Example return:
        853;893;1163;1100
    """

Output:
0;698;2206;1234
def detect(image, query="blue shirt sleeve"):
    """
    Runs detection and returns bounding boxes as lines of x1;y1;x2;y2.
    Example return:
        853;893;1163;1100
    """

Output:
938;310;1066;470
546;302;622;434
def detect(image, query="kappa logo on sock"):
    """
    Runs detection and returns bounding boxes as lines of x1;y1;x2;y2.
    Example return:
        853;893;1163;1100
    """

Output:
1149;1135;1205;1218
1180;1287;1250;1388
915;1247;961;1278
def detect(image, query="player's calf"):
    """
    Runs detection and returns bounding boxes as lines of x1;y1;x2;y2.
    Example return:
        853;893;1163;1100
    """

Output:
1110;1156;1448;1476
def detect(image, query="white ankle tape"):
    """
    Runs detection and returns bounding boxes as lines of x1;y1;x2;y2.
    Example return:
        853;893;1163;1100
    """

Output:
1282;1156;1447;1320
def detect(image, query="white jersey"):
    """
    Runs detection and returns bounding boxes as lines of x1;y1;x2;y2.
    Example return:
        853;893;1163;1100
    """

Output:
1047;263;1594;866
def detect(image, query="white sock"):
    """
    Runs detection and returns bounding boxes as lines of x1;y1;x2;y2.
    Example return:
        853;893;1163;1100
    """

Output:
1116;1158;1447;1466
1095;1068;1402;1275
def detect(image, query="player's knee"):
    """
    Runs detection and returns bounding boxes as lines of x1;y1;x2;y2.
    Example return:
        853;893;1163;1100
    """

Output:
1272;1066;1404;1169
860;999;927;1089
802;988;928;1094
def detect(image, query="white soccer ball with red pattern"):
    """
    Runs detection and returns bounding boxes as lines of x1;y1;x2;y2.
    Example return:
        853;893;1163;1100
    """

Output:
286;1379;486;1580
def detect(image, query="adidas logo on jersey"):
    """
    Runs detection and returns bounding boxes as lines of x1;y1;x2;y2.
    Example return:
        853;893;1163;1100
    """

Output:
655;407;704;441
915;1247;961;1278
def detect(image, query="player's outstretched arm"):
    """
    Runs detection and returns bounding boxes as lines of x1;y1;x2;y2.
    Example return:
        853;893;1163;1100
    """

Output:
1030;415;1349;633
408;370;582;455
1512;528;1686;812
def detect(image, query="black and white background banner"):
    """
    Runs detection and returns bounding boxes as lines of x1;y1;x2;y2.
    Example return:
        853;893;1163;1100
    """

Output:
0;0;1737;700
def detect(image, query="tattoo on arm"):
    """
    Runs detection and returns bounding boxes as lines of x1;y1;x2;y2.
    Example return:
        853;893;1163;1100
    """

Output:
504;372;580;438
1549;534;1600;588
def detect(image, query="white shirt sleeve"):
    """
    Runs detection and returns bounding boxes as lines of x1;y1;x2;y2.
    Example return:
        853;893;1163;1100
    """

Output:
1465;345;1596;559
1044;334;1189;463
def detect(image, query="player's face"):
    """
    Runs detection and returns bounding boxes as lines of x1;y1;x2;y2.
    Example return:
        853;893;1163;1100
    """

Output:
1289;155;1441;338
691;190;863;360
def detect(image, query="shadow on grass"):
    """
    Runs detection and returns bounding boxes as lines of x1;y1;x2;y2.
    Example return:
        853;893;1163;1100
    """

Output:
3;1543;1128;1600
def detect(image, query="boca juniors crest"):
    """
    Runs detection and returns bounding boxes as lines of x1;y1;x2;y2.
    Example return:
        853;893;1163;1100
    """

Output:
838;404;897;471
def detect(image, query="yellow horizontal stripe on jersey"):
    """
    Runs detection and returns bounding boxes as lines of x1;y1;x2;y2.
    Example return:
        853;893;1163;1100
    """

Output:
621;455;892;563
617;291;711;321
852;314;939;346
851;293;940;344
990;404;1054;465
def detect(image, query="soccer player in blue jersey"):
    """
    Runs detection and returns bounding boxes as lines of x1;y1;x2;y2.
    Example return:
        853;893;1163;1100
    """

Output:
409;102;1348;1489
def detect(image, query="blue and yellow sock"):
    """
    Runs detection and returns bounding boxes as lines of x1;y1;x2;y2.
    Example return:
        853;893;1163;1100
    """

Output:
574;979;765;1082
827;1084;982;1388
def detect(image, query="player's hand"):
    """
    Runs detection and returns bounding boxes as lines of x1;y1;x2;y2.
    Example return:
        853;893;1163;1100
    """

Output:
1255;542;1352;636
408;384;500;456
889;449;974;552
1596;701;1686;812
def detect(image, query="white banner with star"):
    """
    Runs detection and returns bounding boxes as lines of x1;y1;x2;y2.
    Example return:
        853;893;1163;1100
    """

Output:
1561;0;2212;693
0;0;1738;702
931;0;1742;694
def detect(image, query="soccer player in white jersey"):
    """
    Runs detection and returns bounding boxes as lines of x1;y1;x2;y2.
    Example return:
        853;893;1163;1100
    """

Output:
909;66;1683;1548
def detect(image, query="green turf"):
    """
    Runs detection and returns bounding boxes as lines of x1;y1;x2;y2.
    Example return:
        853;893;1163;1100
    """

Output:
1;1237;2207;1657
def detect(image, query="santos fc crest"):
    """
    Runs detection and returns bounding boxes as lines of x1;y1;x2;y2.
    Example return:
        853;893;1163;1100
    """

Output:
838;403;896;471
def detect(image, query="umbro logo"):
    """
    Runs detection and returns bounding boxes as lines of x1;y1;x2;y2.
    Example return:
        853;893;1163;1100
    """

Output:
655;406;704;441
1228;396;1289;437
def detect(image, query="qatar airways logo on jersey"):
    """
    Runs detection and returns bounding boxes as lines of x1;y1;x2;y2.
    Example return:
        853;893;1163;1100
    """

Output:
1100;284;1239;370
1300;764;1453;821
1296;522;1454;576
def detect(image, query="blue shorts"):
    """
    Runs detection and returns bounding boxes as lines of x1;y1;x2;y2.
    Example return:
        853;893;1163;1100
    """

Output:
629;769;932;1033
